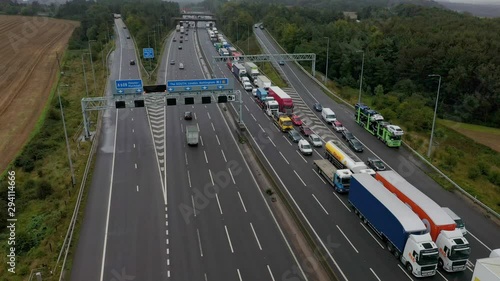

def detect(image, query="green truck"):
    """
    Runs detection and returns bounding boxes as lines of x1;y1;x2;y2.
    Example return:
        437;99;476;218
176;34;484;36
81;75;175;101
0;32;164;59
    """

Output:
354;103;403;148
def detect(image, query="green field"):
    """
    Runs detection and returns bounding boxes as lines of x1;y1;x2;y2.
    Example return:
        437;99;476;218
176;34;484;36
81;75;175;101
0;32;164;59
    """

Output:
439;119;500;152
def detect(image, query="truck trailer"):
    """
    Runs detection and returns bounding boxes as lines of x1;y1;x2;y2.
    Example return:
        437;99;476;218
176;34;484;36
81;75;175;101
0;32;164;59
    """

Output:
244;62;260;81
268;86;293;115
471;257;500;281
313;159;352;193
355;103;404;147
186;125;199;146
349;174;439;277
324;141;375;175
255;75;271;89
232;63;246;80
375;171;470;272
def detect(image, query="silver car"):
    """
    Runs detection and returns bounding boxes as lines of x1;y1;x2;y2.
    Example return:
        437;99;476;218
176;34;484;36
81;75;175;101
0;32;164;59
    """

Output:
308;134;322;147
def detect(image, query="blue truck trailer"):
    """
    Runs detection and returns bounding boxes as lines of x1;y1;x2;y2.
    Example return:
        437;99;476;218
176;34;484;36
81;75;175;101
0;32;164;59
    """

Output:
349;174;439;277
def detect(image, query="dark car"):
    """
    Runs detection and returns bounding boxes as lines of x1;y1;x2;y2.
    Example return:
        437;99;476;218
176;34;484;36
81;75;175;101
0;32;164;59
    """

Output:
129;60;135;65
184;111;193;120
170;60;175;65
342;130;355;141
173;38;177;42
299;125;313;136
366;158;386;171
313;103;322;112
291;114;303;126
178;45;182;49
126;35;130;39
123;26;127;29
288;129;302;143
348;138;364;152
279;61;285;65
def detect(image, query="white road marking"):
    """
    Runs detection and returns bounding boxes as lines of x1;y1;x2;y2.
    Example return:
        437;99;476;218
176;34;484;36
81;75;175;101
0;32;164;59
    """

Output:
258;124;265;132
167;259;170;266
360;222;384;249
135;163;137;169
211;122;215;131
216;135;220;145
397;264;414;280
244;105;249;111
197;123;200;132
197;228;204;257
312;169;326;184
185;152;188;165
200;135;204;146
312;194;329;215
436;270;448;280
225;225;234;253
228;168;236;184
336;225;358;253
283;135;293;146
251;113;257;121
237;192;247;212
187;171;192;187
370;268;381;281
332;192;351;212
207;112;211;119
132;129;134;133
221;150;227;162
100;112;119;281
191;195;196;217
237;269;242;281
194;113;197;120
468;231;491;251
279;152;290;164
216;193;223;215
294;170;307;186
131;118;134;121
136;185;139;192
267;137;276;147
267;265;275;281
250;223;262;250
314;149;323;158
133;143;135;148
296;150;308;163
209;169;214;185
204;150;208;163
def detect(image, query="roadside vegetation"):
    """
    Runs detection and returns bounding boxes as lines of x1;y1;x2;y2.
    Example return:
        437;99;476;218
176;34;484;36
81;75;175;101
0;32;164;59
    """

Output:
0;0;175;278
197;0;500;213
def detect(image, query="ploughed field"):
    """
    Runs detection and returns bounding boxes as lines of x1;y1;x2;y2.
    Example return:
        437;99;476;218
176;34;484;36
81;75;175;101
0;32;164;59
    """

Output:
0;16;78;172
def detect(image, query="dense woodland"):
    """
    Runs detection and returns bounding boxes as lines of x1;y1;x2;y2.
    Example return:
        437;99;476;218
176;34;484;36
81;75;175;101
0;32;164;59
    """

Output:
207;0;500;129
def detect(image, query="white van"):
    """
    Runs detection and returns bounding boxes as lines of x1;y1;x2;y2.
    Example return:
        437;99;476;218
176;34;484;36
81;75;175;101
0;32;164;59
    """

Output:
321;108;336;123
179;63;184;70
442;207;467;235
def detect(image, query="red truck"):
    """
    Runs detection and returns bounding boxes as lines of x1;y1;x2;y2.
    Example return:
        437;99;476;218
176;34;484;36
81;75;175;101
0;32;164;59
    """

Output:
268;86;293;115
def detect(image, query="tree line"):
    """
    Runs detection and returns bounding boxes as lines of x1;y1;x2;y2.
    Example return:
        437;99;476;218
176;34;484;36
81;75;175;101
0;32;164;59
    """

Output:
205;0;500;128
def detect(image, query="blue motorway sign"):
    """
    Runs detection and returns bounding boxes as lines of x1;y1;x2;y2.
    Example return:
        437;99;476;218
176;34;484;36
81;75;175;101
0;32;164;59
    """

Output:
115;79;144;95
167;78;228;87
143;48;154;59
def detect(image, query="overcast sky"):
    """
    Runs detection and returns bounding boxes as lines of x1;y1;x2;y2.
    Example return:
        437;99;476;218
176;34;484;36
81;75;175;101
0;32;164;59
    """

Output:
437;0;500;4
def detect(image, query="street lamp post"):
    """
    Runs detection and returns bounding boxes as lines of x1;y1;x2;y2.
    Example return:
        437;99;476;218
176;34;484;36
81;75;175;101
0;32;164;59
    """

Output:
427;74;442;158
57;83;76;186
88;40;98;96
324;37;330;84
81;53;90;97
356;50;365;104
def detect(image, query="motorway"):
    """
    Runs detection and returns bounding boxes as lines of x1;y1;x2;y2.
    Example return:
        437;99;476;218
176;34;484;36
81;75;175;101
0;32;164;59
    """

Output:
71;18;168;280
144;24;308;280
197;24;500;281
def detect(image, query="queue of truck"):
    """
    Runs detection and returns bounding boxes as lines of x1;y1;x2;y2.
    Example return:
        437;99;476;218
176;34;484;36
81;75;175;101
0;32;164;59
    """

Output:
355;103;404;147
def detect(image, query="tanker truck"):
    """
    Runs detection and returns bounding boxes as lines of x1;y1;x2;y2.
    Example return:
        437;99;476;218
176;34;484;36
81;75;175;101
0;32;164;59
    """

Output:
324;140;375;175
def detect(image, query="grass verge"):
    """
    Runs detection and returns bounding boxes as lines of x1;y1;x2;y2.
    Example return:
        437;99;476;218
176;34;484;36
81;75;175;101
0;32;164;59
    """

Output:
439;119;500;152
0;43;112;279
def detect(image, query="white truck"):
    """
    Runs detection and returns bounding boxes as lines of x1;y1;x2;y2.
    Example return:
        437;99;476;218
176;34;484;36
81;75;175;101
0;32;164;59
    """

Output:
264;100;279;116
186;125;199;146
255;75;271;89
471;255;500;281
244;62;260;80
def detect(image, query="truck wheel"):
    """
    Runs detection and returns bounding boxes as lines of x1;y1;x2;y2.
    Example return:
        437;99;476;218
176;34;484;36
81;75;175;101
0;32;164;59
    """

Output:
362;217;368;224
386;242;393;253
354;209;359;215
438;258;443;268
394;250;401;259
406;263;413;273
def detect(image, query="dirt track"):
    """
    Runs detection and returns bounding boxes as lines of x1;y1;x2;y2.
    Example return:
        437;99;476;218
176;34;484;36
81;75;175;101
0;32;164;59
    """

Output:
0;16;77;172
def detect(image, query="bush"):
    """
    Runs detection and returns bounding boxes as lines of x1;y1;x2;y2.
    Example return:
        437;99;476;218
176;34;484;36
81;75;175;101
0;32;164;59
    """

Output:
14;156;35;172
467;166;481;180
488;170;500;186
478;162;490;176
36;181;53;200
